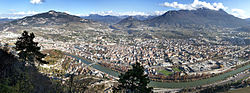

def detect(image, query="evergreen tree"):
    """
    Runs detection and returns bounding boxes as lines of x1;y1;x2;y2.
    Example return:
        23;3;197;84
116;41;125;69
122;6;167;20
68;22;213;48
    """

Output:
2;43;9;52
114;62;153;93
15;31;47;66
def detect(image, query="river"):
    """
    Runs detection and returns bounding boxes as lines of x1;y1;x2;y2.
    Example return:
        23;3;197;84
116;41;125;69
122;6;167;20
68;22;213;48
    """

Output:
68;54;250;88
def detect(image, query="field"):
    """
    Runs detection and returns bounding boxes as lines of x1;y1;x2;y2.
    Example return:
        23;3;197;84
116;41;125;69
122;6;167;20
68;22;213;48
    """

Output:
42;49;64;65
158;70;173;76
173;67;181;72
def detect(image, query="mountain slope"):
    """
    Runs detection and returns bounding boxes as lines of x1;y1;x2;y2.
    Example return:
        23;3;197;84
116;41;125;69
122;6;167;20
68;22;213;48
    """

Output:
0;10;111;32
0;18;16;24
120;15;157;21
82;14;157;24
246;18;250;21
147;8;247;27
0;49;57;93
116;8;248;28
82;14;122;24
8;10;91;26
117;16;143;28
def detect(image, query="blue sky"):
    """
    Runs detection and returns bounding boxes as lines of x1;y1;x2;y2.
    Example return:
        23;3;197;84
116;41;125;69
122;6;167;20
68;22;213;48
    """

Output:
0;0;250;19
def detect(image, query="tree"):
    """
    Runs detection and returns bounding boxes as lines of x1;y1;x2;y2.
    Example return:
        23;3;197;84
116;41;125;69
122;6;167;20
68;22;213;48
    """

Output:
0;48;34;93
15;31;47;66
2;43;9;53
114;62;153;93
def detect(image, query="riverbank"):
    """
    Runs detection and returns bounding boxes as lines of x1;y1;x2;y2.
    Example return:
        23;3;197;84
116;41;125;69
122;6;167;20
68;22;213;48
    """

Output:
150;62;249;83
65;53;250;88
149;63;250;88
227;87;250;93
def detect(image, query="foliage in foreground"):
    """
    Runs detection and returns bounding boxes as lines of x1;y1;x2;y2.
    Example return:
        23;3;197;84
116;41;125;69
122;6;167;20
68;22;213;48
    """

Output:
114;62;153;93
15;31;48;66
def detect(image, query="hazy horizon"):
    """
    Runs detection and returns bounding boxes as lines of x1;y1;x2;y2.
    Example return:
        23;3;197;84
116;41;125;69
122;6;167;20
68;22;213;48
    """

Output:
0;0;250;19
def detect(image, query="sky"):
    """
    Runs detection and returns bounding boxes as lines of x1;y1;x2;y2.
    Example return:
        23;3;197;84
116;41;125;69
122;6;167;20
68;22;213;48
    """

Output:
0;0;250;19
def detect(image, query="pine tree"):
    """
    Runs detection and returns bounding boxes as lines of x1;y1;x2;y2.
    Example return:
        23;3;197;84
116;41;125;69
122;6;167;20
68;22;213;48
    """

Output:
115;62;153;93
15;31;47;66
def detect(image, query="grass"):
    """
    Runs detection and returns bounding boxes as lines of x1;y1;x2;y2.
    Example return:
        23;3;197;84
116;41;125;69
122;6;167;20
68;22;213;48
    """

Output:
0;83;17;93
227;87;250;93
42;49;64;65
158;70;173;76
173;67;181;72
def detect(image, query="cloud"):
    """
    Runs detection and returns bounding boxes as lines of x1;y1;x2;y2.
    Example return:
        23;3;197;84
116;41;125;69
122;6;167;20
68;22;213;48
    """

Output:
120;11;149;16
91;11;117;16
0;16;21;19
30;0;45;4
162;0;227;11
12;11;39;15
161;0;250;19
89;10;169;16
90;11;150;16
153;11;167;15
0;11;40;19
231;9;249;19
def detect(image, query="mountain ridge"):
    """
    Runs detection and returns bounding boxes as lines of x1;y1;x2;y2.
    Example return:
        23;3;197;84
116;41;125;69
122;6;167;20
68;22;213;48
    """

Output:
81;14;157;24
81;14;122;24
8;10;92;26
0;10;111;32
246;18;250;21
148;8;247;27
0;18;15;24
117;8;248;28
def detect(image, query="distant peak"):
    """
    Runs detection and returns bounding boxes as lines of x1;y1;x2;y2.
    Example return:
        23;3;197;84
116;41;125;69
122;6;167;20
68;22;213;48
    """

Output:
48;10;56;12
47;10;62;16
218;9;226;12
126;16;136;19
89;14;101;16
197;7;210;10
162;8;226;16
196;7;226;12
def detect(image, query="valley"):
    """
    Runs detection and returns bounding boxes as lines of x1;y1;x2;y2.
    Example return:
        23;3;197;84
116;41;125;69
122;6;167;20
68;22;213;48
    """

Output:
0;8;249;93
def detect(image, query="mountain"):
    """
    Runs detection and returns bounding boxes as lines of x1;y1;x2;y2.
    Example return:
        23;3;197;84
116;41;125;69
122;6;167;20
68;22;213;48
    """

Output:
146;8;247;28
117;16;142;28
81;14;157;24
116;8;247;28
114;8;249;39
246;18;250;21
0;18;15;24
237;26;250;32
0;10;112;35
82;14;122;24
8;10;91;26
129;15;156;20
117;15;156;20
